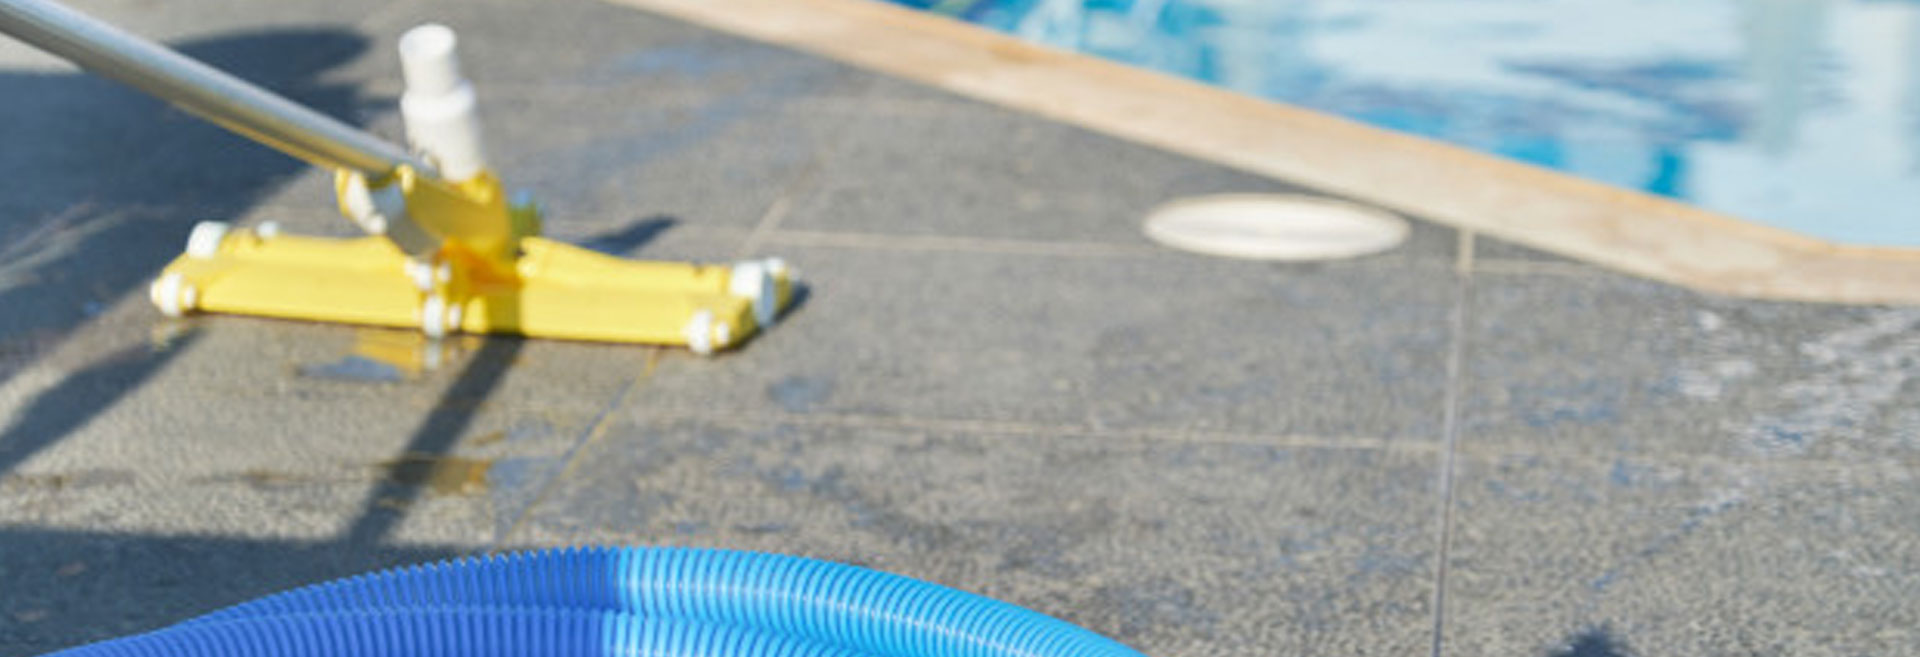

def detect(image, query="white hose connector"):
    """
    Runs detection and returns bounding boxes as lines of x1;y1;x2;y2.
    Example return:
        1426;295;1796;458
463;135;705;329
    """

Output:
399;24;486;183
184;221;230;259
149;272;197;318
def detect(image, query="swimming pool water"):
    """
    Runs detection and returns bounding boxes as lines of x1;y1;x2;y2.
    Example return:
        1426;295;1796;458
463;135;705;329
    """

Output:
886;0;1920;247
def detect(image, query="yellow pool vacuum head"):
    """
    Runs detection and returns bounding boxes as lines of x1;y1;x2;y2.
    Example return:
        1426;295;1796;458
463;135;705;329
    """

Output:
0;0;795;354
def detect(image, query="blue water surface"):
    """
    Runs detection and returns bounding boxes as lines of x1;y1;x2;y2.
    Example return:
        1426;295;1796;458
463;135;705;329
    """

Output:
888;0;1920;247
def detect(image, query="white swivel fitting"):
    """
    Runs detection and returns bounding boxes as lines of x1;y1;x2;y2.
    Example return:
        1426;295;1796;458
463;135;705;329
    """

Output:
339;171;439;255
399;24;486;183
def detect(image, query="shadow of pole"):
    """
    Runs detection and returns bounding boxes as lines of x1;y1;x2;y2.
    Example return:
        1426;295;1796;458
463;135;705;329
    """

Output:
0;526;461;656
340;212;703;547
0;28;381;477
0;331;200;476
577;215;678;256
341;335;523;548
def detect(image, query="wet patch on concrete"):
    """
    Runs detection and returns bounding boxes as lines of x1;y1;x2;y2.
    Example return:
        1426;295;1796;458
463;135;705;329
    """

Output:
766;375;834;412
1547;628;1633;657
296;330;469;383
0;469;135;492
379;453;494;497
1664;306;1920;458
297;354;407;383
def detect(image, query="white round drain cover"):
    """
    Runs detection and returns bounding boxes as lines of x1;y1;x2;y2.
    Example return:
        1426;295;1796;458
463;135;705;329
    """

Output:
1143;194;1410;261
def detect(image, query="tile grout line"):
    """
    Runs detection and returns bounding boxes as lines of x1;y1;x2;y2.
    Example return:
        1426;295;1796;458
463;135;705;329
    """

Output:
488;349;661;551
1455;230;1476;274
614;404;1920;473
731;69;874;261
739;68;939;261
1472;258;1606;278
485;37;884;550
354;0;432;35
762;229;1167;258
1430;231;1474;657
735;189;803;261
732;95;851;259
632;405;1437;453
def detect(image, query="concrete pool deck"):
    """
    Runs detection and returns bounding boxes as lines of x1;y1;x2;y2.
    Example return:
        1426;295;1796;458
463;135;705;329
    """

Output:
0;0;1915;656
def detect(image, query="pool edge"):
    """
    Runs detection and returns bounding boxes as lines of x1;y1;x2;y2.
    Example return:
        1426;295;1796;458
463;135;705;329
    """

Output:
604;0;1920;305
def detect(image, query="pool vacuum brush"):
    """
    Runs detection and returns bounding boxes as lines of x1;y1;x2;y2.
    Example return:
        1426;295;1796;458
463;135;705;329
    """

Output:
0;0;794;353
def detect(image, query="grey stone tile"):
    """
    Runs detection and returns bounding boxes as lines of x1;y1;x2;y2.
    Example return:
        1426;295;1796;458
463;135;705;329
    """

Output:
0;291;653;546
786;105;1459;263
0;527;462;657
1461;271;1920;463
800;107;1211;202
337;0;866;100
1443;451;1919;657
507;417;1440;657
853;72;988;106
0;0;389;71
0;203;194;349
626;245;1456;442
788;180;1457;263
250;94;836;236
0;463;487;545
539;222;755;263
0;16;398;219
478;98;834;231
1470;233;1599;268
3;0;844;229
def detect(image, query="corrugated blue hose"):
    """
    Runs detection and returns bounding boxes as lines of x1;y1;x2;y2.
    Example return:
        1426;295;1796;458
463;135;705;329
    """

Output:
43;547;1146;657
62;609;867;657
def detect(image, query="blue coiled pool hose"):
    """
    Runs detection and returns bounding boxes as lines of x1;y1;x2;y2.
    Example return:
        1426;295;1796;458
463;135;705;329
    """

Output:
45;547;1146;657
